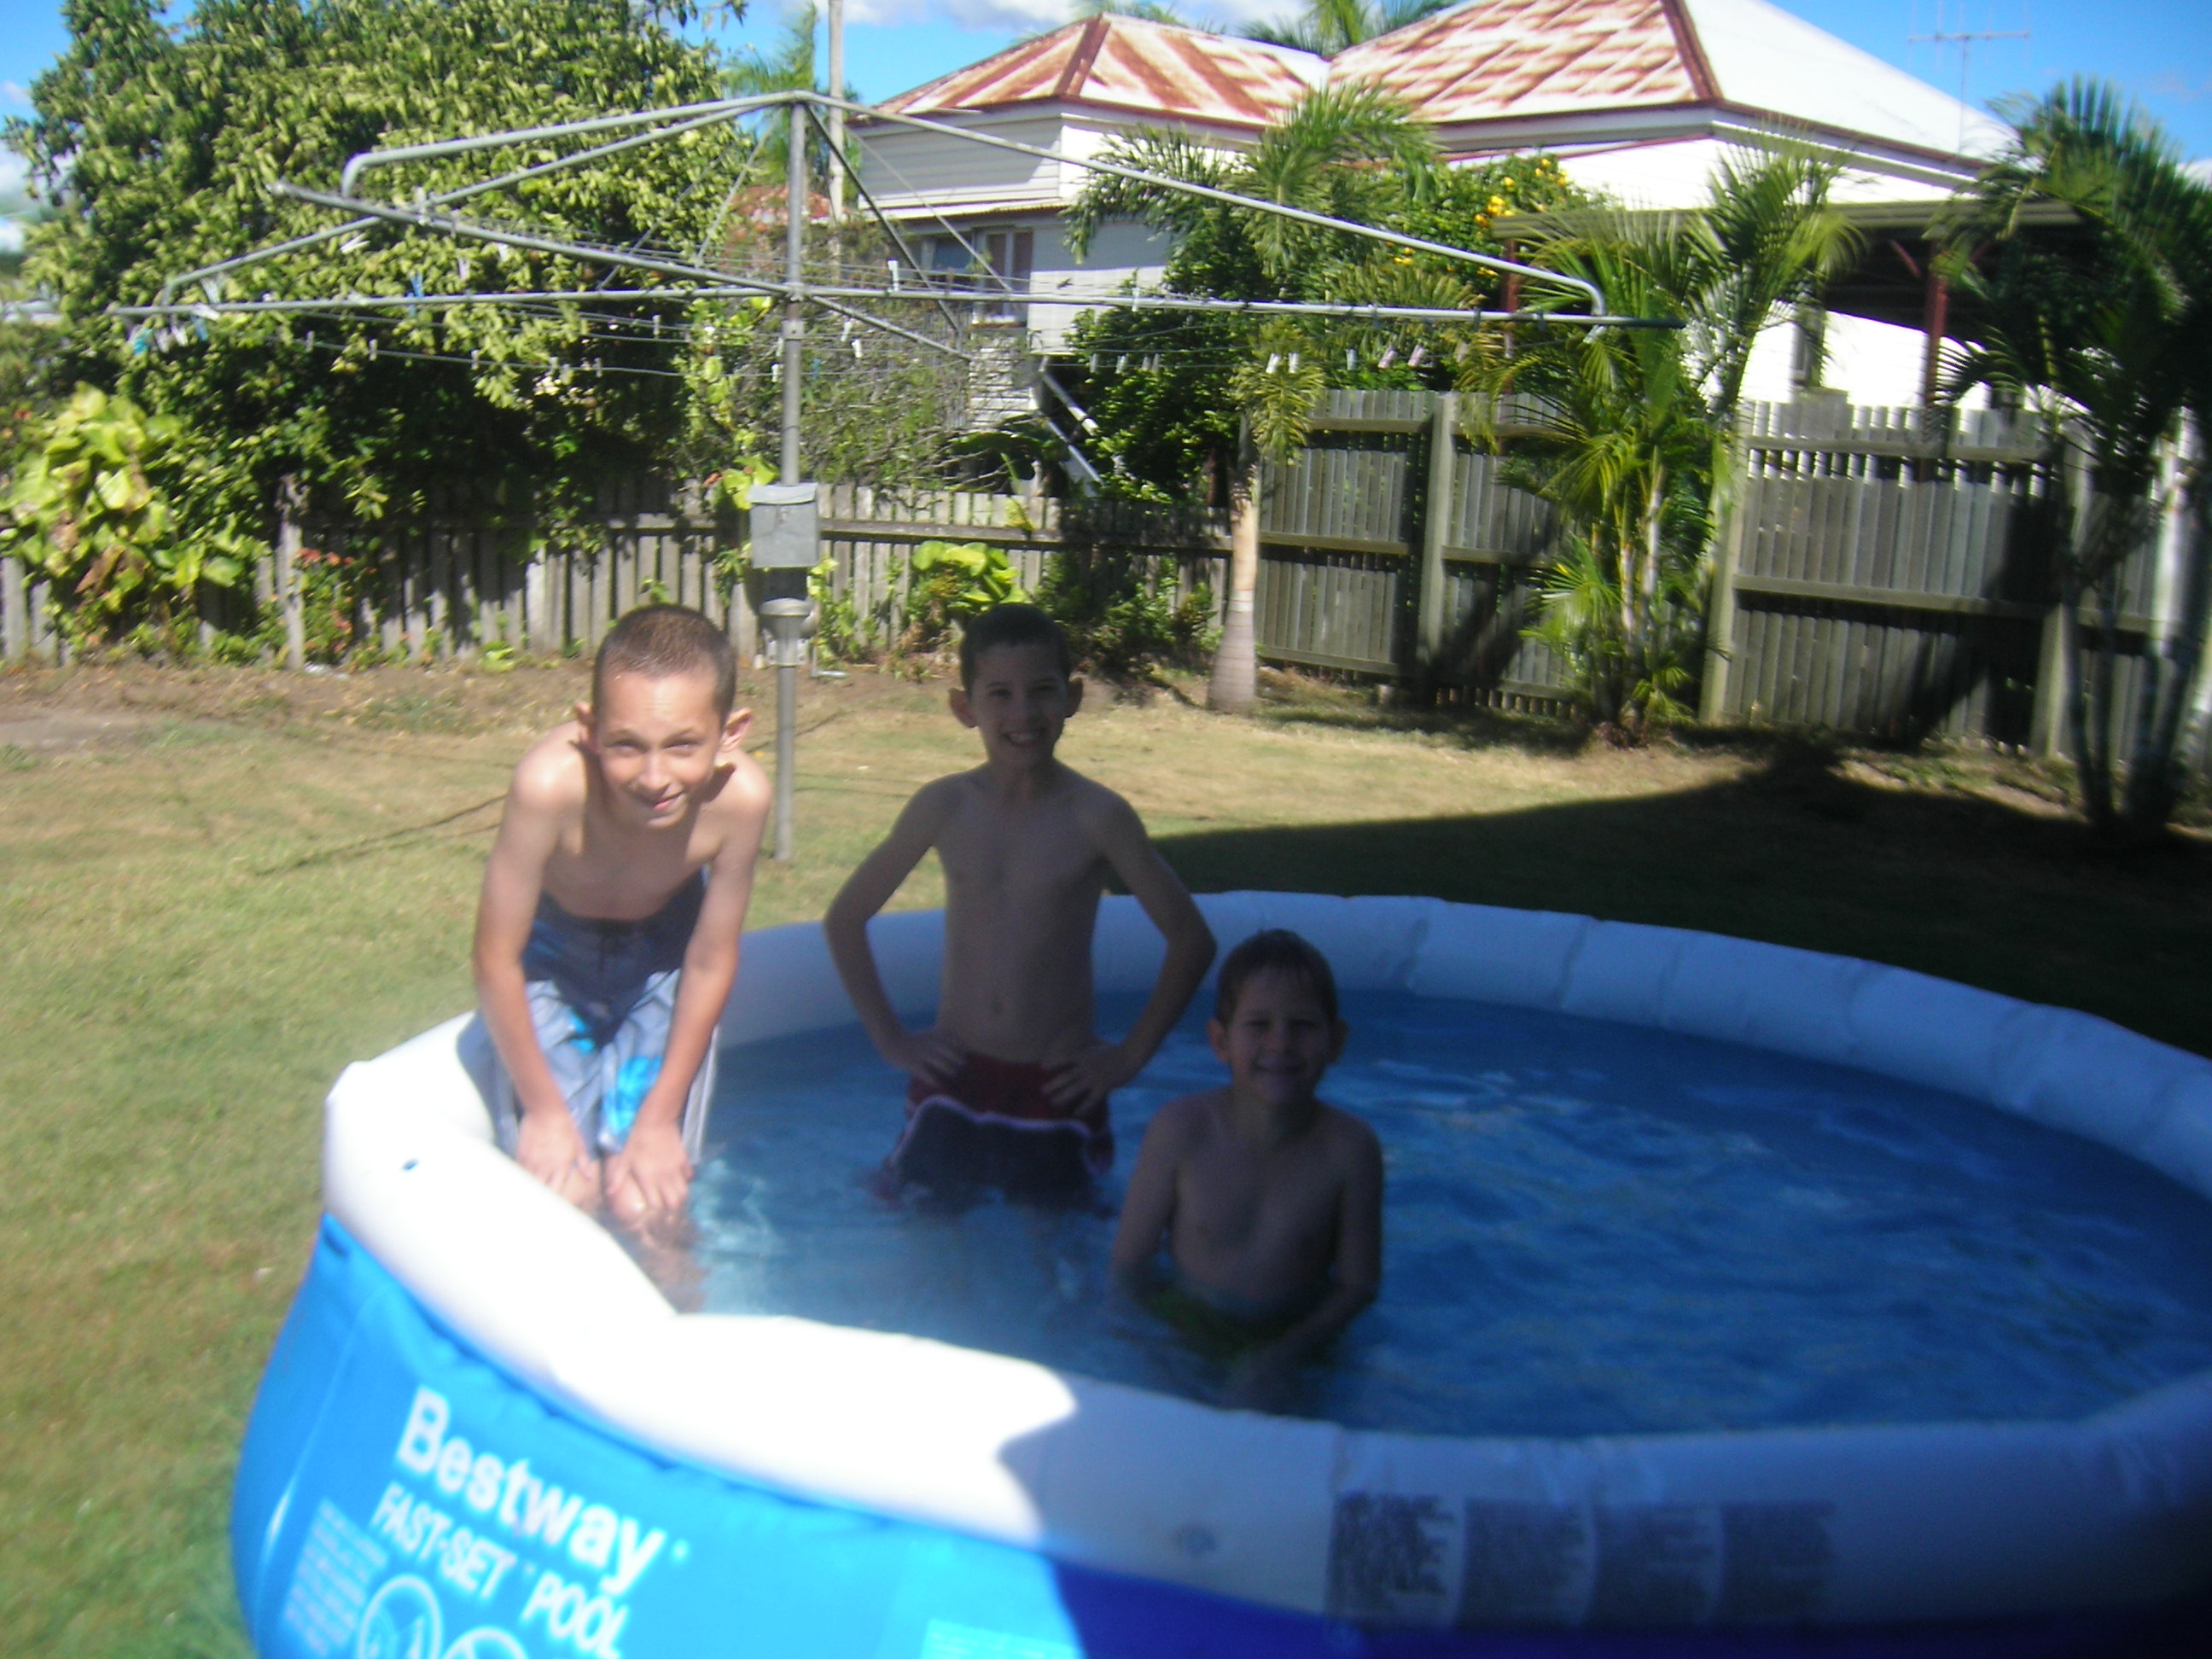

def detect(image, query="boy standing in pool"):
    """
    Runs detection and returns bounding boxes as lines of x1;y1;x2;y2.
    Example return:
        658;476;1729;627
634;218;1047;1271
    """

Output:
1112;930;1382;1409
469;604;770;1229
826;603;1214;1202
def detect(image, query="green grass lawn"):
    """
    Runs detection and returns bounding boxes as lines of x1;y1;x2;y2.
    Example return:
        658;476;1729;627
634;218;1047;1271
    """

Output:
2;661;2207;1656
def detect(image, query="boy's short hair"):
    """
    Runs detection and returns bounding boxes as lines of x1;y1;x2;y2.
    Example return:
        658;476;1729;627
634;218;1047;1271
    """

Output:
593;604;736;716
959;603;1073;689
1214;929;1340;1026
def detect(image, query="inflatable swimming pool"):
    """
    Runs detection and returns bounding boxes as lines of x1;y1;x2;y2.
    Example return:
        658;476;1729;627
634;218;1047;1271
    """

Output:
233;894;2212;1658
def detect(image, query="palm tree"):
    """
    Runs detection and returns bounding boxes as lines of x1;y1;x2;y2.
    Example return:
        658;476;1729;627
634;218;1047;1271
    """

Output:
1070;0;1192;22
1242;0;1453;56
1938;81;2212;837
1066;84;1443;708
1463;149;1857;733
718;3;856;203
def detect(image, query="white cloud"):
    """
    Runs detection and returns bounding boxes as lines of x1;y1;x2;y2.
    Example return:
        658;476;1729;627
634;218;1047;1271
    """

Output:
848;0;1063;27
1;79;28;111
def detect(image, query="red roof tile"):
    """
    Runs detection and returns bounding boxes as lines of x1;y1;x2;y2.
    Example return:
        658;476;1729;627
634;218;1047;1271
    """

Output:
1334;0;1702;125
877;15;1322;131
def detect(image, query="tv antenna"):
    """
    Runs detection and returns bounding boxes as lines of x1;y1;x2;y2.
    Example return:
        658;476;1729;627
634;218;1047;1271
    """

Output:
1910;3;2030;151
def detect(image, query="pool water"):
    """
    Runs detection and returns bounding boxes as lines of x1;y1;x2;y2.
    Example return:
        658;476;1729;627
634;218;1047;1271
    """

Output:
691;992;2212;1438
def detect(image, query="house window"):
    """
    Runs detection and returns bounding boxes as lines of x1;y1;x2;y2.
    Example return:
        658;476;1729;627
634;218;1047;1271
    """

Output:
922;229;1033;319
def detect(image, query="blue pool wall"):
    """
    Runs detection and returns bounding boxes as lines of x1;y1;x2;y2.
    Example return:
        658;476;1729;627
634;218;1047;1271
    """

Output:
233;894;2212;1656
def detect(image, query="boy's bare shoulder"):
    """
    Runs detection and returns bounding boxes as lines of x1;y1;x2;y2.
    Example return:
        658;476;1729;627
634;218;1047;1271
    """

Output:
1062;769;1144;832
1317;1103;1383;1167
1145;1087;1225;1144
906;769;980;822
701;744;772;824
507;723;591;815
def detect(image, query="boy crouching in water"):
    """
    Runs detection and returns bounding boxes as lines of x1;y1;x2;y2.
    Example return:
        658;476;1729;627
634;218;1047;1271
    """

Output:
469;605;770;1228
825;603;1215;1202
1112;930;1383;1410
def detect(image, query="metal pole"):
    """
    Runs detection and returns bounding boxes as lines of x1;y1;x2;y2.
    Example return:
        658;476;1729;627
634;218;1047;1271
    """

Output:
775;102;806;859
782;100;806;486
775;654;797;862
825;0;846;227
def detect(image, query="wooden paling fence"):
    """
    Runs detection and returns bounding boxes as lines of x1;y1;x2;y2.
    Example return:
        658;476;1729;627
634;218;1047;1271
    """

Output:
1702;399;2184;757
4;391;2204;773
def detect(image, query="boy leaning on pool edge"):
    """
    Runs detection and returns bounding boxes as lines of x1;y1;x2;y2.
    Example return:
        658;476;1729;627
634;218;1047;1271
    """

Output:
825;602;1216;1200
1112;929;1383;1411
464;604;771;1230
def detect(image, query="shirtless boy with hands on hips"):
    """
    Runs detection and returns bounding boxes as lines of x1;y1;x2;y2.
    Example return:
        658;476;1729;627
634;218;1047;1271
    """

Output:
826;604;1214;1200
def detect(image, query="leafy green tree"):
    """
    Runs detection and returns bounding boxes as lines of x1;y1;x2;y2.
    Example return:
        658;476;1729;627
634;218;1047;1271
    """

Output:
1937;80;2212;838
6;0;765;643
1071;0;1191;21
1063;85;1586;706
1464;149;1856;732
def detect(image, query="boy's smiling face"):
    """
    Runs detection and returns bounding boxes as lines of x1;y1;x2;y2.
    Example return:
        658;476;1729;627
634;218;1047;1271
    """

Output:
1208;969;1348;1113
951;640;1082;771
579;669;747;829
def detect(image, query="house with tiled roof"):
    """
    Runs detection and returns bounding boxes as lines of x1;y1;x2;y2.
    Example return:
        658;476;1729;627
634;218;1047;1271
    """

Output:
854;1;2003;410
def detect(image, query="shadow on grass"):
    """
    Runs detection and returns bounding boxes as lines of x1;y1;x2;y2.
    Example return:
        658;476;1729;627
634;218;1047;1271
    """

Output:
1153;747;2212;1058
1250;668;1591;757
1256;697;1592;757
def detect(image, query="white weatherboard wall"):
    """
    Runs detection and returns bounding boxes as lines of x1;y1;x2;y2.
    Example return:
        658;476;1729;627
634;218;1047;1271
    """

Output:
322;894;2212;1628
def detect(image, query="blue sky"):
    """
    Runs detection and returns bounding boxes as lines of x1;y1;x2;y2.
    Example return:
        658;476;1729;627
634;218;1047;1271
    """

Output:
4;0;2210;251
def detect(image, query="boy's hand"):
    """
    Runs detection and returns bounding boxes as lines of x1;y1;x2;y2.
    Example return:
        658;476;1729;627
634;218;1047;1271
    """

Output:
515;1108;602;1212
1045;1042;1137;1114
604;1118;693;1225
885;1026;966;1088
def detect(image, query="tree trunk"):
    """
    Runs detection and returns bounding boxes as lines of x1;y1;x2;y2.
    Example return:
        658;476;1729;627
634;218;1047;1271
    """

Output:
276;474;306;672
1208;424;1260;714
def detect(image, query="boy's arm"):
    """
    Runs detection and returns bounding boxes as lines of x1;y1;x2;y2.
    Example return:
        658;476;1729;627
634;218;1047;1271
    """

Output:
824;783;963;1082
473;765;597;1208
604;772;771;1225
1048;792;1215;1112
1109;1097;1194;1295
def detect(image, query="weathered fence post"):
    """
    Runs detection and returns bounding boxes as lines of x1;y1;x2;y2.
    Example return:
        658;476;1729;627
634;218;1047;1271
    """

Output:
2;552;26;665
1416;391;1458;692
2031;601;2069;757
275;474;306;671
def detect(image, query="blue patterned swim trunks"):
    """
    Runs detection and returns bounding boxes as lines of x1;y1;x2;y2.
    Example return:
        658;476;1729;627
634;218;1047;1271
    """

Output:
467;871;717;1160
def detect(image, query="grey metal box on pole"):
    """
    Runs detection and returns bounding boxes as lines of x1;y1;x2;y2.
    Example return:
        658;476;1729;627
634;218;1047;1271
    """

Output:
749;483;819;569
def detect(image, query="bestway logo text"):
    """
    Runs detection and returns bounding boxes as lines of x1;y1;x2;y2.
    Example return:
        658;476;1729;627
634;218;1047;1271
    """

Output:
392;1386;670;1598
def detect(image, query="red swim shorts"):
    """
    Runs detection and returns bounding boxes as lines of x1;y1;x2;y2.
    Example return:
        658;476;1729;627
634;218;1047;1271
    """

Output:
884;1052;1115;1200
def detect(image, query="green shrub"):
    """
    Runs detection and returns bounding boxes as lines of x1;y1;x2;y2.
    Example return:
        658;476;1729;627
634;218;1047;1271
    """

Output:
1;385;251;644
1038;550;1217;682
898;539;1024;657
